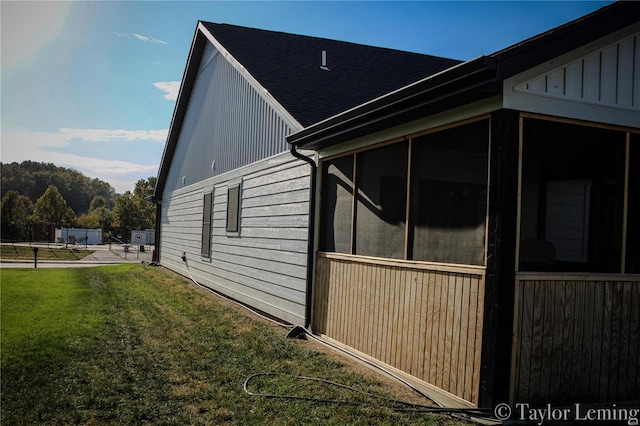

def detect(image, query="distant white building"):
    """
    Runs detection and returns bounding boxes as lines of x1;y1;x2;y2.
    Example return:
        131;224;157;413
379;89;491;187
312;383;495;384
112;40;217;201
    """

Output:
56;228;102;245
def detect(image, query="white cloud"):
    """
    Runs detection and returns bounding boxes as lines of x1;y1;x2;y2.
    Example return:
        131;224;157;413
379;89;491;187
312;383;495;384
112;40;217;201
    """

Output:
1;128;166;193
132;33;167;44
58;128;168;143
153;81;180;101
116;32;167;44
0;128;167;154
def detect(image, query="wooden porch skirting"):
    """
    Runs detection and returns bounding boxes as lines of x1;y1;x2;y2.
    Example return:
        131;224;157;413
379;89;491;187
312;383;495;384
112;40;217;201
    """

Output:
512;273;640;404
313;252;486;406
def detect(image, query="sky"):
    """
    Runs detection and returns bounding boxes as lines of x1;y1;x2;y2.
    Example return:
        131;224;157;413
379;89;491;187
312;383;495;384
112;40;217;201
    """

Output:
1;1;612;194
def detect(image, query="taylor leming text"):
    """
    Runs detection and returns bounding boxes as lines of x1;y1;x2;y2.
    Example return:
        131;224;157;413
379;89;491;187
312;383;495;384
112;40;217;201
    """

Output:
494;402;639;425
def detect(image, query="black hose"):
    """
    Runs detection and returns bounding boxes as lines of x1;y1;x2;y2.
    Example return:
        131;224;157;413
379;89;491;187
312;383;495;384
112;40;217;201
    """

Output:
243;372;494;416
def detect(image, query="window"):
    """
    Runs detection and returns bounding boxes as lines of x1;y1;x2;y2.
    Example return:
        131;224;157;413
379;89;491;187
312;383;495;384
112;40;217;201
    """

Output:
226;182;242;234
318;119;490;266
201;191;213;257
519;119;628;273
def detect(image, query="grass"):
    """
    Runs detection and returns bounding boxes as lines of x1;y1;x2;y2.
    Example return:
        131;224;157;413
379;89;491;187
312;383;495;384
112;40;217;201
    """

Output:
1;265;469;425
0;244;92;261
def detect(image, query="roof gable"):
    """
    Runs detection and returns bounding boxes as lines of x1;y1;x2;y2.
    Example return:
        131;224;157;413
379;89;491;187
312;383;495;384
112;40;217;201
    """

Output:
201;23;461;127
510;27;640;110
154;22;461;198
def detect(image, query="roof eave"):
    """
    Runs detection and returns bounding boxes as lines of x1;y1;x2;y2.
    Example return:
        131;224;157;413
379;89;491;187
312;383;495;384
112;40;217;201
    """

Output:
287;56;499;150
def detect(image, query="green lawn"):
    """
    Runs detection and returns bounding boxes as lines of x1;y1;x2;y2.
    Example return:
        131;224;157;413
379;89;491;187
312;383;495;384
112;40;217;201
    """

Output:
0;244;92;260
1;265;469;425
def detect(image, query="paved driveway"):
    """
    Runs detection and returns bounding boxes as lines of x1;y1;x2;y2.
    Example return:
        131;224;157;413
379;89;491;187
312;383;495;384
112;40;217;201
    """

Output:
0;244;154;268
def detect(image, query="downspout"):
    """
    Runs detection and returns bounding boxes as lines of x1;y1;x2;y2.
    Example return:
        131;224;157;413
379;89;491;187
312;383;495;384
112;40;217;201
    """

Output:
146;195;162;263
154;201;161;262
290;143;317;329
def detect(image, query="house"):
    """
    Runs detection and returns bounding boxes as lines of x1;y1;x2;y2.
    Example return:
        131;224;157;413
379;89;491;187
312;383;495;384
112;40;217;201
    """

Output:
287;1;640;409
152;23;459;325
155;2;640;410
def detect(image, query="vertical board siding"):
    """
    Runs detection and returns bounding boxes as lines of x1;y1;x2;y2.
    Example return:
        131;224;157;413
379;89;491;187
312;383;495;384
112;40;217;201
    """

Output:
161;153;310;324
504;28;640;128
514;31;640;110
513;275;640;404
164;43;300;194
314;253;485;405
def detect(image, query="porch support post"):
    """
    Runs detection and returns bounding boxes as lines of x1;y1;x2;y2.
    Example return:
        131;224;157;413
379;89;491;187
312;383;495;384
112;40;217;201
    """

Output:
479;109;520;407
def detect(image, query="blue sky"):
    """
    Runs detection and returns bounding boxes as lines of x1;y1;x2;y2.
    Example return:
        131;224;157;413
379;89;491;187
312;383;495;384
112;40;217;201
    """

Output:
1;1;611;194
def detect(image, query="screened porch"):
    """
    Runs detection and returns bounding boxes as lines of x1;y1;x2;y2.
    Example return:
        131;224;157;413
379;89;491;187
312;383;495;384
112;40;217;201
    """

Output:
511;115;640;404
311;112;639;407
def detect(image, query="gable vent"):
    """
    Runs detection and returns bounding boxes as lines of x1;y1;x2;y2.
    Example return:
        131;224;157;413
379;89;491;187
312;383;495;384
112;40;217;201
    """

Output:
320;50;330;71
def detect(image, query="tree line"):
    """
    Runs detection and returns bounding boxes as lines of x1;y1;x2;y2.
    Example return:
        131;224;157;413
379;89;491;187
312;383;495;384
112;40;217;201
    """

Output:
1;161;156;243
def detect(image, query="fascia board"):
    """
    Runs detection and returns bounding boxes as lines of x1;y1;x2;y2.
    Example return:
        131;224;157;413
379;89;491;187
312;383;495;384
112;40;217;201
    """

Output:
198;22;303;132
153;25;206;200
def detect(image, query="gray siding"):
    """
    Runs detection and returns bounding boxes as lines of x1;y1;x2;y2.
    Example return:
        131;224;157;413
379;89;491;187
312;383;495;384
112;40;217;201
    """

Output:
164;42;300;193
160;39;310;324
161;153;310;325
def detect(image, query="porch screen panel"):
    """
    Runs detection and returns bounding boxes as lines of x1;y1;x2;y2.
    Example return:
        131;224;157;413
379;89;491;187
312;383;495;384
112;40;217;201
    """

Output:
627;133;639;273
520;119;626;273
411;121;489;265
319;155;354;253
355;142;408;259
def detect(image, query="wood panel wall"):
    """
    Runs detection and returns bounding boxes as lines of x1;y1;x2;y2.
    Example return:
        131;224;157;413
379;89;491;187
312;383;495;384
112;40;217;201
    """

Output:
313;253;486;405
512;274;640;404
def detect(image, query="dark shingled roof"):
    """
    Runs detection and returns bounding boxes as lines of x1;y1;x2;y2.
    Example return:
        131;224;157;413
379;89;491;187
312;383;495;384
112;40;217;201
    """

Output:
201;22;461;127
